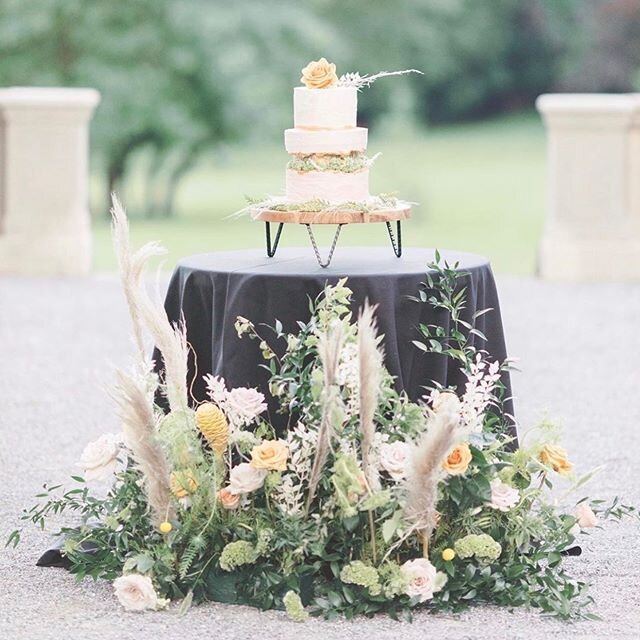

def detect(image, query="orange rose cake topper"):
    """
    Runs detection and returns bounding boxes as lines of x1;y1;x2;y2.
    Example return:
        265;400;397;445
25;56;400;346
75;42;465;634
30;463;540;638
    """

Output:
301;58;339;89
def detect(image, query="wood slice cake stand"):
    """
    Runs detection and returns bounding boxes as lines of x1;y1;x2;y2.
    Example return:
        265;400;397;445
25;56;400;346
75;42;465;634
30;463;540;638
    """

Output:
252;204;411;268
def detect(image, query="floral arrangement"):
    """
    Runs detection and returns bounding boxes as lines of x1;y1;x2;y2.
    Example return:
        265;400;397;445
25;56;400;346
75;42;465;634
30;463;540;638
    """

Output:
8;199;635;621
287;151;378;174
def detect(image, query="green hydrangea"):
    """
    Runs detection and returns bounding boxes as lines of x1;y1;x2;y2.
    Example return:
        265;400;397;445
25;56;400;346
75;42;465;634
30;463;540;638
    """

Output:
379;561;408;598
255;528;273;555
340;561;382;596
283;590;308;622
219;540;257;572
454;533;502;562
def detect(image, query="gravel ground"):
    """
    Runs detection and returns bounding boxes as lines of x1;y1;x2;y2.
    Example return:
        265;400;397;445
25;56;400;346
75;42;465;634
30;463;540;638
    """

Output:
1;272;639;640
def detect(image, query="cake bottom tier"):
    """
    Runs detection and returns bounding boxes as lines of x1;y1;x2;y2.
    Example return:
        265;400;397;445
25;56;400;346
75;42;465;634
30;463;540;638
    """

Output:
285;169;369;204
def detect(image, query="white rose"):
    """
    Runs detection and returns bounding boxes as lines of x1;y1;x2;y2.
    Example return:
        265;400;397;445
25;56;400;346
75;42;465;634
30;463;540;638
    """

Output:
227;388;267;423
575;502;599;528
113;574;167;611
228;463;267;494
78;433;122;481
485;478;520;512
400;558;447;602
432;390;461;416
379;441;410;481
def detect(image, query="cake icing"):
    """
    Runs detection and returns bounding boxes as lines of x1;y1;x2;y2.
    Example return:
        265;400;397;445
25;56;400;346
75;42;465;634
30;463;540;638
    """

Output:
293;86;357;130
286;169;369;204
284;127;368;155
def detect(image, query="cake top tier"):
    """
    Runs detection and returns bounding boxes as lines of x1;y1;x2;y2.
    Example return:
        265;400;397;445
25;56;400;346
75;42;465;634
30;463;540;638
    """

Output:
292;58;423;131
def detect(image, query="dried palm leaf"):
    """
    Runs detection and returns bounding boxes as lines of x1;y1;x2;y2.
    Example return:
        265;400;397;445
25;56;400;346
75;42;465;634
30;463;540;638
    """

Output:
358;302;383;492
306;321;345;510
112;369;174;526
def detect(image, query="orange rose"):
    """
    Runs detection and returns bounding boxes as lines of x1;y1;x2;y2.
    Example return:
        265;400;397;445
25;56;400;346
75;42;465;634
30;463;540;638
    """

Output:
300;58;339;89
250;440;289;471
217;487;240;510
442;443;472;475
538;443;573;475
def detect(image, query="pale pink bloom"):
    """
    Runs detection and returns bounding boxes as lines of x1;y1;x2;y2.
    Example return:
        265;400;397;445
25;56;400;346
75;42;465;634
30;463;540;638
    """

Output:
228;463;267;494
400;558;447;602
113;574;167;611
227;387;267;423
379;441;410;481
485;478;520;512
575;502;599;528
78;433;122;482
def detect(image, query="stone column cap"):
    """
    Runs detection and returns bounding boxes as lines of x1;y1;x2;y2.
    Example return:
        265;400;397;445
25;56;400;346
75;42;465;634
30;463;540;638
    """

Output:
0;87;100;109
536;93;635;115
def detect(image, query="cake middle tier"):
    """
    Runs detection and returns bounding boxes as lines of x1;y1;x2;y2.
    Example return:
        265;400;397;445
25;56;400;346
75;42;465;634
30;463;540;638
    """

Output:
285;168;369;204
285;127;368;155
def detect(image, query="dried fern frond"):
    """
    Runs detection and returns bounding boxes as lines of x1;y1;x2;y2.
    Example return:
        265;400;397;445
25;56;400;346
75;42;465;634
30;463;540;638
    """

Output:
338;69;423;90
306;321;345;510
404;406;461;554
358;302;384;492
111;194;189;413
112;369;174;527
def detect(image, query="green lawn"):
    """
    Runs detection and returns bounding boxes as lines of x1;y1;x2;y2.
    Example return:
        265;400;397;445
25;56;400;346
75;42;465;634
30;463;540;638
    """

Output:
92;112;546;275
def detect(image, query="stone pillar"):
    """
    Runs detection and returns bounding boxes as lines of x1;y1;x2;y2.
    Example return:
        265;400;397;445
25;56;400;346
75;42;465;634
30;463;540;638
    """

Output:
536;93;640;281
0;87;100;276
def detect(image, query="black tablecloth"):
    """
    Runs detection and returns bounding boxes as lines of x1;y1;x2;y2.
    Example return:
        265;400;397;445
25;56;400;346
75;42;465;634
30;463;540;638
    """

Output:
156;247;514;437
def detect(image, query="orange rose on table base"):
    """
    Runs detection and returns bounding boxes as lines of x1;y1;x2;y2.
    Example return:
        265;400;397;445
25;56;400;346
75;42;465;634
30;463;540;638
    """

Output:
538;443;573;475
250;440;289;472
300;58;339;89
443;442;472;475
217;487;240;510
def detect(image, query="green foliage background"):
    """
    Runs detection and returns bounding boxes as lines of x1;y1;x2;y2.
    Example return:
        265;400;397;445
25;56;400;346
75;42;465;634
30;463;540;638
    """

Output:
1;0;639;271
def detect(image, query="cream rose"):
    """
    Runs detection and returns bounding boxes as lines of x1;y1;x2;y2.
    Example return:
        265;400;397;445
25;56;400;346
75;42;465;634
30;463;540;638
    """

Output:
228;463;267;494
442;442;472;475
400;558;447;603
217;487;240;510
379;441;410;481
250;440;289;471
485;477;520;512
78;433;122;481
227;387;267;423
113;574;167;611
575;502;599;528
432;391;461;416
300;58;339;89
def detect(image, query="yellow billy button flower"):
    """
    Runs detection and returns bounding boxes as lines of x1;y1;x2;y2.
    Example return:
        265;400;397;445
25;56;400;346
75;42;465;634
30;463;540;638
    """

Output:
442;548;456;562
195;402;229;456
159;521;172;534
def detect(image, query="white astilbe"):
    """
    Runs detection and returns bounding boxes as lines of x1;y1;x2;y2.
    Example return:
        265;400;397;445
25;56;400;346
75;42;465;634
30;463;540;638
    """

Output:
272;422;316;515
358;302;384;492
460;355;502;434
111;369;174;527
110;194;189;413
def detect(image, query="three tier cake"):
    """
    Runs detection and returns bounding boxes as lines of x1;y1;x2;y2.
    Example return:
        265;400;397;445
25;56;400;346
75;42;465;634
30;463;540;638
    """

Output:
249;58;418;265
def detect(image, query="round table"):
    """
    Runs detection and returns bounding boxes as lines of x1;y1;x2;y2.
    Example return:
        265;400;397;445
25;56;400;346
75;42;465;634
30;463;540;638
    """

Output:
156;247;514;437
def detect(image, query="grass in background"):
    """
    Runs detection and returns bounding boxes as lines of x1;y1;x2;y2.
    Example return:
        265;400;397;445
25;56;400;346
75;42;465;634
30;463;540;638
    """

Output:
93;112;545;275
